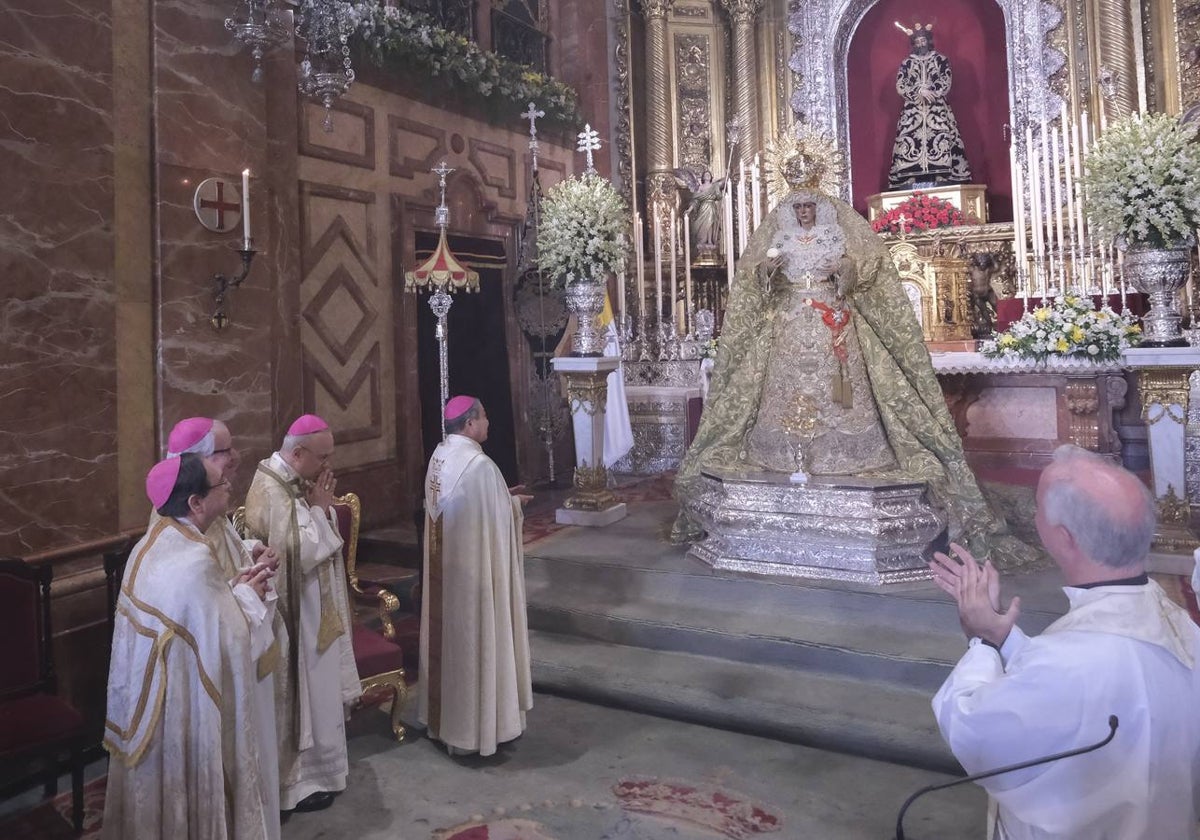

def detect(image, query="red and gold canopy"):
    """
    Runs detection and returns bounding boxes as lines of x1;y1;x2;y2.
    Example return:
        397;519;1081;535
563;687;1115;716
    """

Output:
404;227;480;293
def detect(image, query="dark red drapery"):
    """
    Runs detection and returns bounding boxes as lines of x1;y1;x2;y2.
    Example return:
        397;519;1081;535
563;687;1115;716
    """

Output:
846;0;1011;222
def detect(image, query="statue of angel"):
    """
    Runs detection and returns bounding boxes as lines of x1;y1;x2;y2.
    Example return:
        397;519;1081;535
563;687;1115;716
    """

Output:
674;167;728;264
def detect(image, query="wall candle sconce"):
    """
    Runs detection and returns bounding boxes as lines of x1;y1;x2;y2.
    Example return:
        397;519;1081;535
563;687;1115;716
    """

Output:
211;168;256;330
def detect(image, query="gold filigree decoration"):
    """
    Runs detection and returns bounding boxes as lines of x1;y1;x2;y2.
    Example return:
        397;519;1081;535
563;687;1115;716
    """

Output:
565;462;617;511
763;124;845;210
1159;484;1191;527
1137;368;1190;425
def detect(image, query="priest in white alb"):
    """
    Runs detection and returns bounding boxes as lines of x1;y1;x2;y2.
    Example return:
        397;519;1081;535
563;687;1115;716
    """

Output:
244;414;360;813
929;445;1200;839
164;416;287;832
420;395;533;756
104;454;277;839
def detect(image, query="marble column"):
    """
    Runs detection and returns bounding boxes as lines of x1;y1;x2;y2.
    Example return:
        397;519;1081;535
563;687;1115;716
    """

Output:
641;0;676;206
1123;347;1200;566
721;0;764;157
552;356;628;527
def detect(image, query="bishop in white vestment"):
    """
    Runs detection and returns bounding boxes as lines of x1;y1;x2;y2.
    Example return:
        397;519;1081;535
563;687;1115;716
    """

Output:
244;414;360;812
104;455;277;840
164;416;287;833
419;396;533;756
929;445;1200;839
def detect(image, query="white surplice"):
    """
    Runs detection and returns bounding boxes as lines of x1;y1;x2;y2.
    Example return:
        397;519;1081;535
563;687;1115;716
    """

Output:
933;580;1200;839
244;454;360;811
419;434;532;756
104;517;275;840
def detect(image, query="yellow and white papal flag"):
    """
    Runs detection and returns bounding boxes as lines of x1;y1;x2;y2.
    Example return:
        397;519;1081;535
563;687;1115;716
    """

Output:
597;294;634;467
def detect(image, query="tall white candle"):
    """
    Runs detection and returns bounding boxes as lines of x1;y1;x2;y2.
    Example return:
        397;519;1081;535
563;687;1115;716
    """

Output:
737;161;749;255
751;155;762;230
635;212;646;321
653;208;663;331
724;184;735;288
1050;126;1066;292
1025;126;1043;294
669;208;678;333
683;221;693;334
1039;120;1054;299
1011;138;1027;294
242;168;252;246
618;270;626;328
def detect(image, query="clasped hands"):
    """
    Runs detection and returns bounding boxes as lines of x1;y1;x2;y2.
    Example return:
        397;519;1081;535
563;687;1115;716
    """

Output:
305;466;337;512
929;542;1021;648
236;545;279;601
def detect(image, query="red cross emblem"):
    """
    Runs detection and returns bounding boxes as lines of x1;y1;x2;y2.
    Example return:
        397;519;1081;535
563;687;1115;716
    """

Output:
193;177;242;233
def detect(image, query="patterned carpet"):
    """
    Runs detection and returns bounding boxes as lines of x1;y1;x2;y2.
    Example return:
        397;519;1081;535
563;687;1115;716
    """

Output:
0;776;105;840
432;777;782;839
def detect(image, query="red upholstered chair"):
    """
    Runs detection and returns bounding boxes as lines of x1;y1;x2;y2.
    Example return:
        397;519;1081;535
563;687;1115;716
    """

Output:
333;494;409;741
0;558;86;833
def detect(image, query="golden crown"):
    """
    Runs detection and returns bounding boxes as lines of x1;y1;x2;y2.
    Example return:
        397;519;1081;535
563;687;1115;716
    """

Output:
763;123;845;208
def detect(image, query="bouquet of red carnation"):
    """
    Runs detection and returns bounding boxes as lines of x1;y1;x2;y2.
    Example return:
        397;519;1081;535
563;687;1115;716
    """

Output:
871;192;975;234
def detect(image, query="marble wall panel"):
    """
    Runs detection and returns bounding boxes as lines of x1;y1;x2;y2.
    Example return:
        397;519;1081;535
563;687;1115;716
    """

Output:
0;2;117;555
154;1;302;495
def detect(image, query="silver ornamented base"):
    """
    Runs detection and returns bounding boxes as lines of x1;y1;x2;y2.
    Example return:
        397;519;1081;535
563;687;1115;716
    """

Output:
1123;245;1192;347
564;282;607;356
685;468;947;585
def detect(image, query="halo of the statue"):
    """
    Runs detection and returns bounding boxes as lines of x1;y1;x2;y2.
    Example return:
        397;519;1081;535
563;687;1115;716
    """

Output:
763;125;846;211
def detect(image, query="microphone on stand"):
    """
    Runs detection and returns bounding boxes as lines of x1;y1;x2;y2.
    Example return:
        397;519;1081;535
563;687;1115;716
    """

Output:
894;715;1119;840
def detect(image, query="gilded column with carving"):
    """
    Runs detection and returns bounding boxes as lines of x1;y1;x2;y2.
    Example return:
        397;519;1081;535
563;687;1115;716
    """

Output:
721;0;764;156
643;0;677;206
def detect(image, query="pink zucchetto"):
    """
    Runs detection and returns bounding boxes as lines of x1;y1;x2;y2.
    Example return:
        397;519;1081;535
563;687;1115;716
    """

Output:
287;414;329;436
444;396;477;421
145;458;183;509
167;417;215;457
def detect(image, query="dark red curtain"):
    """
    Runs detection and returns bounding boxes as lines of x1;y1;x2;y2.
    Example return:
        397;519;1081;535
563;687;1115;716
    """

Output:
847;0;1011;222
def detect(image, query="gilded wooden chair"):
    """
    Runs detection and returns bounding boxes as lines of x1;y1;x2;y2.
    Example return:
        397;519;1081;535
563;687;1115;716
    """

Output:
332;493;409;741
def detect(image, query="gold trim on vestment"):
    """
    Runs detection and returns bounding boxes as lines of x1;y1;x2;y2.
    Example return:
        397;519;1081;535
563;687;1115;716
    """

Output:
427;515;444;738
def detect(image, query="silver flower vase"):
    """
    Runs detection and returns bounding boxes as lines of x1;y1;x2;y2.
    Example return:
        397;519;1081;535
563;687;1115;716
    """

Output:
1122;243;1192;347
564;282;607;356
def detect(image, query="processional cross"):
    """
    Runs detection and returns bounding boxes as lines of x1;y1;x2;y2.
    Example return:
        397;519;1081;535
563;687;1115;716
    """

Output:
432;160;454;228
577;123;602;175
522;102;545;171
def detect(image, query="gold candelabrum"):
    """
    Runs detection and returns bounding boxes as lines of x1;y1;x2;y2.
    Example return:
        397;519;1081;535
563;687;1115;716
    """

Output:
784;394;820;484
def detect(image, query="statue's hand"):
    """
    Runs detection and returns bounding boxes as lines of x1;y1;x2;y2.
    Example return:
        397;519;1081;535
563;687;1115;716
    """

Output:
764;248;785;277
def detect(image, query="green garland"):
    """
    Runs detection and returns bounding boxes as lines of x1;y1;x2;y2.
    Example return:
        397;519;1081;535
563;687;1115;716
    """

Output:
348;2;582;128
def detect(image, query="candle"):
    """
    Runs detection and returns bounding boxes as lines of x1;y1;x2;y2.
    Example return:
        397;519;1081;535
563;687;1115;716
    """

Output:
683;221;693;335
737;161;749;255
1039;120;1054;300
1050;125;1066;292
653;208;663;332
635;212;646;321
724;185;735;288
1009;136;1026;288
669;208;678;334
751;154;762;231
1025;125;1043;294
618;270;626;328
241;168;251;246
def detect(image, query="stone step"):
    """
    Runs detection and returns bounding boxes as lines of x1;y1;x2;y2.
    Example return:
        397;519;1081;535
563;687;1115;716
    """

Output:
524;553;1064;693
530;629;961;774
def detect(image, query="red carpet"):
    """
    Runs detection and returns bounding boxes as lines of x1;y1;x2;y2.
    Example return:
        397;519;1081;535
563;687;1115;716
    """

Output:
0;776;105;840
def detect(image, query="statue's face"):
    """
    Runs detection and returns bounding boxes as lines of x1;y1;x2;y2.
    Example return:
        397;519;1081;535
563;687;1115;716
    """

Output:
701;170;713;183
912;34;930;54
793;201;818;228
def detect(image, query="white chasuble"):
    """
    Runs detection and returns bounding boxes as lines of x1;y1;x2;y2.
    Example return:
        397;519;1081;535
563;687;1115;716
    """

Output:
104;517;274;840
244;454;360;811
419;434;533;756
933;581;1200;839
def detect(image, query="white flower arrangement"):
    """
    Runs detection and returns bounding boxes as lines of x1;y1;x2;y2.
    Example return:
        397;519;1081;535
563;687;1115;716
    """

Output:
979;296;1141;363
537;172;628;285
1082;113;1200;248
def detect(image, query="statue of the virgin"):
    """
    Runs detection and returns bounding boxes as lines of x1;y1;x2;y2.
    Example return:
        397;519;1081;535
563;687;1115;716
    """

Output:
673;131;1034;569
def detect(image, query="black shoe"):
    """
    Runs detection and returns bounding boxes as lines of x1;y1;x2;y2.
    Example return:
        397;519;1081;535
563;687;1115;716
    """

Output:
293;791;337;812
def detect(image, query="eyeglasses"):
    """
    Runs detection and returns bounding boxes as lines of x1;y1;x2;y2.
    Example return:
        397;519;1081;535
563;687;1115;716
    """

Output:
299;445;333;462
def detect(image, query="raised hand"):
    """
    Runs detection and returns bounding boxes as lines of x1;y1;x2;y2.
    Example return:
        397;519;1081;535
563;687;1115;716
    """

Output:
929;542;1021;647
307;467;336;512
